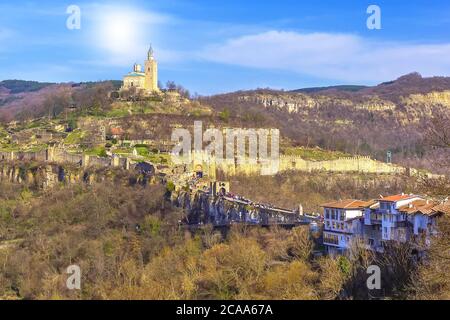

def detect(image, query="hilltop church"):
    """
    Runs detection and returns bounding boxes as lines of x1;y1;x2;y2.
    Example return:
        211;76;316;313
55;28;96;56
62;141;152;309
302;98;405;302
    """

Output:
120;45;159;94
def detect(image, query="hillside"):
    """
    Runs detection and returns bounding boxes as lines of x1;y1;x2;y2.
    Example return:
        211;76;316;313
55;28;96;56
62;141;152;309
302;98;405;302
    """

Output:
202;73;450;174
0;74;449;175
0;80;120;122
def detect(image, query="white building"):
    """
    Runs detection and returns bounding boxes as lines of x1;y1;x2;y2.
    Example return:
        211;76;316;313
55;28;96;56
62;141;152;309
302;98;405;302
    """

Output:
322;199;368;255
362;199;384;252
323;194;449;255
378;194;423;242
398;199;448;247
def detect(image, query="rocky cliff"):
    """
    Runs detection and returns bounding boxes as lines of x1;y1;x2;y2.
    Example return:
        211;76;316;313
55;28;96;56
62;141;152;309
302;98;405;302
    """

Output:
0;161;155;189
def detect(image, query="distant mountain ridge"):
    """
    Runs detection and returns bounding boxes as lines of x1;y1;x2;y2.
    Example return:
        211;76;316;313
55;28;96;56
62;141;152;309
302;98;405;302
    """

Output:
0;80;54;94
291;85;369;93
290;73;450;96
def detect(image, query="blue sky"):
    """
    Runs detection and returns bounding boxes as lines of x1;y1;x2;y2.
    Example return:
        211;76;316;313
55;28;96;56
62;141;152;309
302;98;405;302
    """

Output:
0;0;450;94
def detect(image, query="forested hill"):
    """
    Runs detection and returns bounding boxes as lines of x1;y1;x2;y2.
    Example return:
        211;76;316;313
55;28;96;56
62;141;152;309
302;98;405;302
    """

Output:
0;80;120;121
202;73;450;174
290;73;450;97
0;80;54;94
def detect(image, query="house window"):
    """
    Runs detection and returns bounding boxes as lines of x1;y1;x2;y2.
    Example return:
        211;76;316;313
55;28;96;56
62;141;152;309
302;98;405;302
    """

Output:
324;233;339;245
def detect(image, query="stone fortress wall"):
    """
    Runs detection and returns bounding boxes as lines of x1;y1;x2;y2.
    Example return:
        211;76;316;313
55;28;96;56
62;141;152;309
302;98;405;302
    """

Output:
186;151;412;177
1;148;414;177
279;155;407;174
0;147;132;170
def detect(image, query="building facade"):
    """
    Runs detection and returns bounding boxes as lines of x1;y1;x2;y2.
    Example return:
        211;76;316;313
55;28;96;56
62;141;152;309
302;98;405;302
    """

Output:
322;199;367;255
322;194;449;255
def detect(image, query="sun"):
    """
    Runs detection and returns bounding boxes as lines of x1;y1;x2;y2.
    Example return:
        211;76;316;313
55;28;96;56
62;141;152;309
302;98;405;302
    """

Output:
95;8;143;55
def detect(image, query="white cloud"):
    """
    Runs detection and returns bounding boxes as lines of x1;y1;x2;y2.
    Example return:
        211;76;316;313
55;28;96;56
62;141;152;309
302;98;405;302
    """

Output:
199;31;450;82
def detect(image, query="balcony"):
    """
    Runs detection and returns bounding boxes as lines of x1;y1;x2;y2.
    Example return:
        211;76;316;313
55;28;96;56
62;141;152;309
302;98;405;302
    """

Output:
365;213;382;225
391;221;408;228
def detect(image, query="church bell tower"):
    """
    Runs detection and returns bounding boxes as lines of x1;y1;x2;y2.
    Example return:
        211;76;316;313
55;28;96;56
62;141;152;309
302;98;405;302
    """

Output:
144;45;159;92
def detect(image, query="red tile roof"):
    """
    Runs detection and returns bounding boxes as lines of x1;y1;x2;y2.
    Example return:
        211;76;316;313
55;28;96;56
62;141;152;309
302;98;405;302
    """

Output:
321;199;367;210
433;202;450;216
398;200;437;215
399;200;450;216
380;194;418;202
110;127;124;136
359;199;380;209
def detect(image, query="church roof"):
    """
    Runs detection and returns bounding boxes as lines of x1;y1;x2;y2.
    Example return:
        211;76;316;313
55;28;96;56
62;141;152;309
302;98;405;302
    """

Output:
125;72;145;77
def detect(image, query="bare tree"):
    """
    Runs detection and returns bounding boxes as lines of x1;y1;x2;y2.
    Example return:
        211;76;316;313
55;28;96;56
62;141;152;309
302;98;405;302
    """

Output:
410;215;450;299
426;106;450;149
